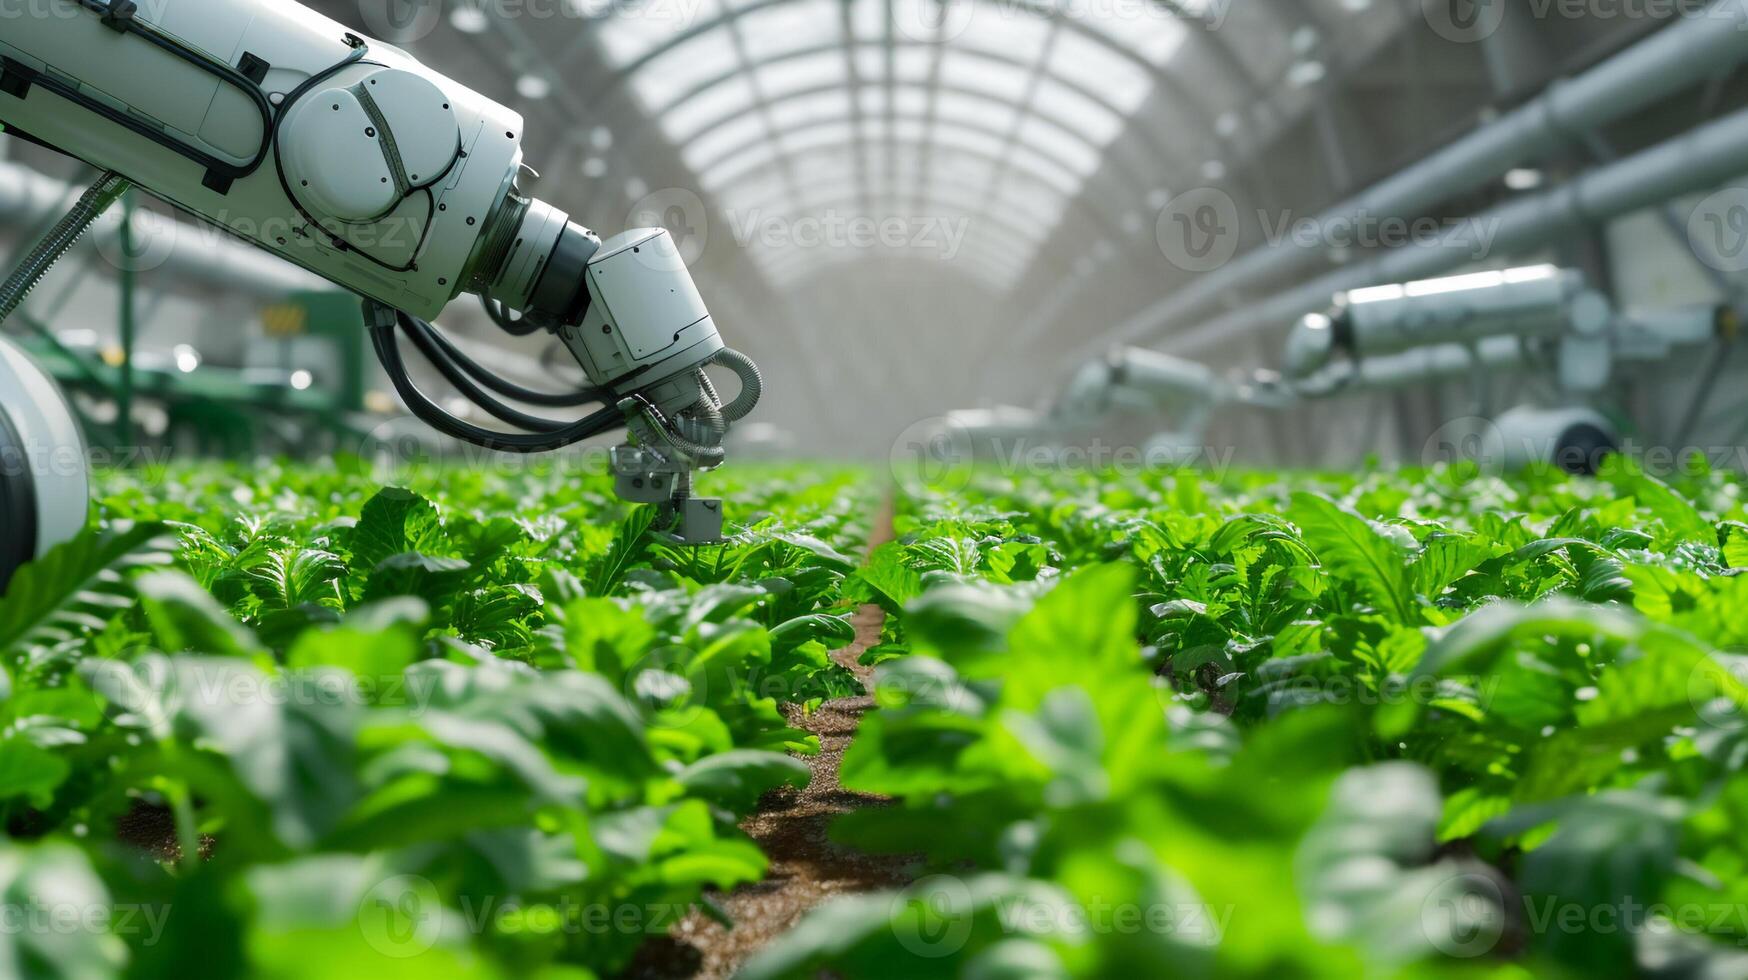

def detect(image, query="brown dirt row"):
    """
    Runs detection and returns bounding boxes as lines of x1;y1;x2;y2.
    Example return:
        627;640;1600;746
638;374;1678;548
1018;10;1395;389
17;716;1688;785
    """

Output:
621;502;911;979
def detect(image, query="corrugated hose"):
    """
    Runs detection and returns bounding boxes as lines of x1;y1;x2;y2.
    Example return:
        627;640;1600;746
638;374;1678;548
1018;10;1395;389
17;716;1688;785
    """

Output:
0;171;131;327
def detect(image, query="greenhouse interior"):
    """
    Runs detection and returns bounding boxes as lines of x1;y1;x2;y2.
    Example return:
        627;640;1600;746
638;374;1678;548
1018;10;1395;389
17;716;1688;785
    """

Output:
5;0;1748;977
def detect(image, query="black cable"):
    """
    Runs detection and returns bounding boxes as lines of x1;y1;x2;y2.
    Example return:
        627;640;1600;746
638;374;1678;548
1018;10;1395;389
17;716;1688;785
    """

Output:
369;317;620;453
420;317;601;406
481;293;542;337
395;314;571;432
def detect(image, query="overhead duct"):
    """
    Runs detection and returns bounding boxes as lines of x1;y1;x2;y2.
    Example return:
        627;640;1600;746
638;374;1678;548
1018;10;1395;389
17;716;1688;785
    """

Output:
0;160;322;300
1089;0;1748;354
1166;103;1748;355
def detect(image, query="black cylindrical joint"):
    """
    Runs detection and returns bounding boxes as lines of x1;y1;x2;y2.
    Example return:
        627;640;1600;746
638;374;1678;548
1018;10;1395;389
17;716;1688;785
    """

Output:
524;221;601;328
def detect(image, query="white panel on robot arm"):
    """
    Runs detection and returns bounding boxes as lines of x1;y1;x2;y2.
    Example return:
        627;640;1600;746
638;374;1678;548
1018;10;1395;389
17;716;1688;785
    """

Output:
944;406;1053;443
1614;306;1725;359
1343;265;1602;357
1557;335;1612;392
1343;335;1530;391
0;0;526;319
1110;347;1229;405
1055;358;1118;421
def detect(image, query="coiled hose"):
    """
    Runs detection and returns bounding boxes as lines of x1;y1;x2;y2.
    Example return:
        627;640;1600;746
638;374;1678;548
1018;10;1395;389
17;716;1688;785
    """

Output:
710;347;762;422
0;172;131;327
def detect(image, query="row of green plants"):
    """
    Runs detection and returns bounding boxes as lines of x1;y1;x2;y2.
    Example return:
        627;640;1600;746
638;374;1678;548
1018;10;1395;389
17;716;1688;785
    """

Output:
0;457;875;978
746;459;1748;979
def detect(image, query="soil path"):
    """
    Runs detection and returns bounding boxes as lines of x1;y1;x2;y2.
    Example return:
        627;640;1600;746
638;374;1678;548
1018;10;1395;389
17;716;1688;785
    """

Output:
623;501;910;979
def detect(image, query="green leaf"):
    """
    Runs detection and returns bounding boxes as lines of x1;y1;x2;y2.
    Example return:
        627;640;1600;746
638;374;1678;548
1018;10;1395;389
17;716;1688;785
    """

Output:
0;841;129;978
673;749;809;811
1409;533;1495;597
1721;521;1748;569
590;505;658;595
135;569;264;658
853;541;924;611
347;488;449;579
1602;457;1712;543
0;521;175;668
0;737;70;809
769;612;856;653
363;552;471;603
1289;493;1415;623
1379;599;1645;737
245;548;346;610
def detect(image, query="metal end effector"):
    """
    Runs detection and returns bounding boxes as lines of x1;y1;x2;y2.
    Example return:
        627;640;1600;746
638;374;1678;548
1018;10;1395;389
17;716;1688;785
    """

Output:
546;228;763;543
366;224;764;544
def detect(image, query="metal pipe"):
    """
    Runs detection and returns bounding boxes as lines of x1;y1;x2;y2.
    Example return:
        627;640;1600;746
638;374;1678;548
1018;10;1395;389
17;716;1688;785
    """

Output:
0;160;320;300
1092;0;1748;353
1169;104;1748;355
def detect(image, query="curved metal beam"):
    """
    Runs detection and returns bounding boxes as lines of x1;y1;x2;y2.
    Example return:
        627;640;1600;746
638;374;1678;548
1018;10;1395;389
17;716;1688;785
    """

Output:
704;121;1130;240
570;0;1230;150
674;82;1163;209
703;127;1150;269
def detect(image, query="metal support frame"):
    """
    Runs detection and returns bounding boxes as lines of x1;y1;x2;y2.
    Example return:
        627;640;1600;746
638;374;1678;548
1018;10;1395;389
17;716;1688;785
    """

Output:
1159;103;1748;356
1080;0;1748;356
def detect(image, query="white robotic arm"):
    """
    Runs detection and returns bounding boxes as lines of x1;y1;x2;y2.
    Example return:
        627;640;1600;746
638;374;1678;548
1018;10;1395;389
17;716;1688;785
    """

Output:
1278;263;1731;473
1282;264;1724;392
0;0;762;585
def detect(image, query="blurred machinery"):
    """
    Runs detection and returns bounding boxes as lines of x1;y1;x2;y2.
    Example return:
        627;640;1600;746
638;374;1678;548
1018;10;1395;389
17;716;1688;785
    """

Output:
1054;346;1294;459
1278;264;1730;472
24;290;369;457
